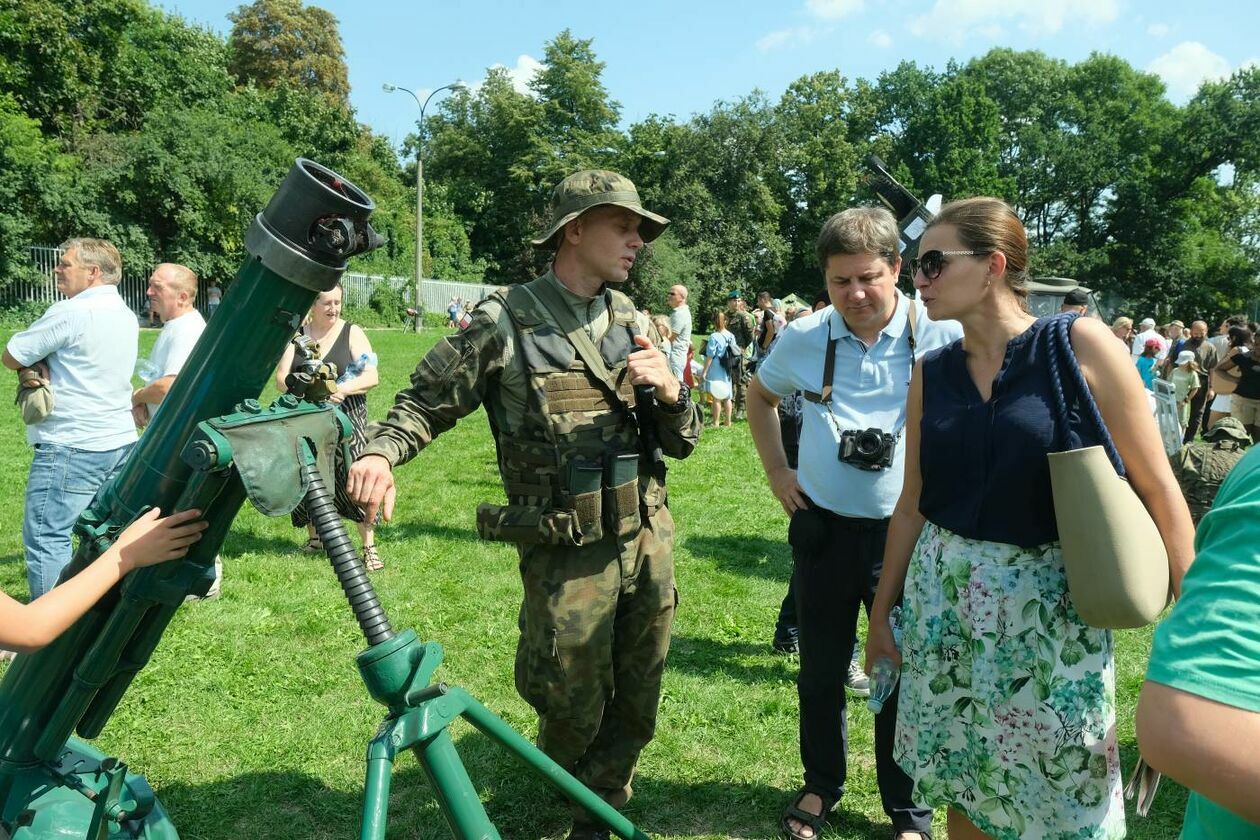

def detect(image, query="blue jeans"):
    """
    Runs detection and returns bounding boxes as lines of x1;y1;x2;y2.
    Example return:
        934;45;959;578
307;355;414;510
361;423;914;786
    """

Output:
23;442;133;599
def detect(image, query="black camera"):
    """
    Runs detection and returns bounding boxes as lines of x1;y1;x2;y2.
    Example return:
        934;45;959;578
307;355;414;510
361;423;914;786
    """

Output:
838;428;897;471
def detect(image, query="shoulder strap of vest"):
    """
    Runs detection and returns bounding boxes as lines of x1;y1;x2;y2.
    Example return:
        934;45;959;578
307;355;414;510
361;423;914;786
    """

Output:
523;278;627;402
607;288;638;326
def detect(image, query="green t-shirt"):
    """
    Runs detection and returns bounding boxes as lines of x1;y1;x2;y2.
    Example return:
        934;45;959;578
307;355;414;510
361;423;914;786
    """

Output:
1146;446;1260;839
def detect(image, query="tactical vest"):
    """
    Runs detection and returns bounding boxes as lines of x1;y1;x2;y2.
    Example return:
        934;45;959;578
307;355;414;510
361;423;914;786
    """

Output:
475;279;666;548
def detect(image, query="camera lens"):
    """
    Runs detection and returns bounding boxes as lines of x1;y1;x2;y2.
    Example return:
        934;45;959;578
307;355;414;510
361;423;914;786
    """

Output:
855;430;881;457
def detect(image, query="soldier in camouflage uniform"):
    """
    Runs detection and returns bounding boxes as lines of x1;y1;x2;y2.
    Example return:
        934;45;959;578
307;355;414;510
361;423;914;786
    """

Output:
348;170;702;840
1170;416;1251;524
726;291;756;419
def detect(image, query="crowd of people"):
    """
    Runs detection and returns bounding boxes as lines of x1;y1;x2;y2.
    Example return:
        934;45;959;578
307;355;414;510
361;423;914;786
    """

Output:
3;169;1259;840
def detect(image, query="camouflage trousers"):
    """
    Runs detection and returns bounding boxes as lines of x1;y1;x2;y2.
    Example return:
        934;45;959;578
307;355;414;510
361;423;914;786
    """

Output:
732;360;750;418
514;505;677;813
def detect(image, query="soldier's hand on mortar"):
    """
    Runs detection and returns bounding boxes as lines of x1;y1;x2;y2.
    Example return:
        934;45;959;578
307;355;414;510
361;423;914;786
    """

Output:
348;454;396;523
769;465;808;516
627;334;679;404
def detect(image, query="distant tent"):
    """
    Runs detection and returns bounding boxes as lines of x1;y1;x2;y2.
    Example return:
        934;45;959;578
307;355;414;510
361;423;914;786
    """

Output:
780;293;808;312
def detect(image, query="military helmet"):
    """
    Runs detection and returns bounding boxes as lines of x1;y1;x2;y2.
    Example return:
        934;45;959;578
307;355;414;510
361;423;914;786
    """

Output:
1202;416;1251;443
531;170;669;250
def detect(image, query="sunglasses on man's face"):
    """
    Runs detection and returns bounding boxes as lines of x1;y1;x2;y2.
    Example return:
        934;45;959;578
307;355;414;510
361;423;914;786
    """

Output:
910;249;990;281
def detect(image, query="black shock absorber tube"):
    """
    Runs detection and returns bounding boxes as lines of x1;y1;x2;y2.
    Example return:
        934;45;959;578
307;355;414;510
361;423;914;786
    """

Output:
299;458;394;646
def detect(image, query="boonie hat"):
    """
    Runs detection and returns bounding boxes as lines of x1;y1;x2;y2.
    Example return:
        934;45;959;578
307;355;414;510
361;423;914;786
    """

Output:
531;170;669;250
1176;350;1196;365
1203;417;1252;443
1139;317;1156;328
728;290;743;299
1144;338;1163;350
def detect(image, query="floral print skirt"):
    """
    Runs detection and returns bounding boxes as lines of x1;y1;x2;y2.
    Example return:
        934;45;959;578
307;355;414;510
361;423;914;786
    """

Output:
894;522;1126;839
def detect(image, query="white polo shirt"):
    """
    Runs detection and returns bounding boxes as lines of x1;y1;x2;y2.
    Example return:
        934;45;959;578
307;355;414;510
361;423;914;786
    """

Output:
137;308;206;418
7;284;139;450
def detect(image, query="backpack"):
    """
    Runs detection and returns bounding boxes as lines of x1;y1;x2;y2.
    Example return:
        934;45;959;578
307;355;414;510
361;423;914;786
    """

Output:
719;334;741;374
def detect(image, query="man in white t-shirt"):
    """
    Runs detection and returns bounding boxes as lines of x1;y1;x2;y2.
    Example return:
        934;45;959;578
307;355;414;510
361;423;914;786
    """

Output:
132;264;206;428
666;284;692;380
132;263;218;600
1132;317;1168;360
3;238;139;598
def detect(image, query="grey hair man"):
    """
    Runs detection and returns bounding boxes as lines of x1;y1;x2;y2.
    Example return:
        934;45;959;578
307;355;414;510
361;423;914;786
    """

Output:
3;239;138;598
666;284;692;381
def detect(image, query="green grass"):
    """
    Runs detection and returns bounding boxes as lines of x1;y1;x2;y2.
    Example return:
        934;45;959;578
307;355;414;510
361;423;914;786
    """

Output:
0;327;1188;839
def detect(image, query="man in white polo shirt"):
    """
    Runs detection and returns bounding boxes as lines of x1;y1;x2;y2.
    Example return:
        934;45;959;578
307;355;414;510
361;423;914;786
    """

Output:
3;238;138;598
132;263;206;428
748;207;960;840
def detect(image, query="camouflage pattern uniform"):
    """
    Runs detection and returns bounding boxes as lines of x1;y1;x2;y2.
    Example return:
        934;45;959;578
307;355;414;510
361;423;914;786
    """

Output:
726;303;755;419
362;173;701;817
1170;417;1250;523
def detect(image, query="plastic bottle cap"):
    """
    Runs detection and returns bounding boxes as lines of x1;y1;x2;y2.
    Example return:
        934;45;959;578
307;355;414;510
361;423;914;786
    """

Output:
867;698;884;714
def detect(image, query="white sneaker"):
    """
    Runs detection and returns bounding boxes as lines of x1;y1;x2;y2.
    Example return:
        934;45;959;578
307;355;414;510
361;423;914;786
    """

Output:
845;657;870;697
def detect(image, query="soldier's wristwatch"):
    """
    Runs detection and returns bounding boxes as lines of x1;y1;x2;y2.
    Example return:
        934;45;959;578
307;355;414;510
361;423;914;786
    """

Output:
659;382;692;414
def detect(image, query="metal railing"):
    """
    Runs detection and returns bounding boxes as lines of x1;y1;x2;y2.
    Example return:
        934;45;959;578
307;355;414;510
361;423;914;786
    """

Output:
7;247;497;321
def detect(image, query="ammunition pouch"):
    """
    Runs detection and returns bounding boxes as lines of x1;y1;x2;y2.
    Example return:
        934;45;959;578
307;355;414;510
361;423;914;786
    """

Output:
480;448;663;548
476;503;584;547
604;452;641;539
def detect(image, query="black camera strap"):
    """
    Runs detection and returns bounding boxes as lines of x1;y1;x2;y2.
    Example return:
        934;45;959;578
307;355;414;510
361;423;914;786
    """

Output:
802;297;918;406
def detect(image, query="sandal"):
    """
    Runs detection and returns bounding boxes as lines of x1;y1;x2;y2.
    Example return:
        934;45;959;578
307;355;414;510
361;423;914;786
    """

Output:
303;534;323;553
781;787;837;840
362;545;384;571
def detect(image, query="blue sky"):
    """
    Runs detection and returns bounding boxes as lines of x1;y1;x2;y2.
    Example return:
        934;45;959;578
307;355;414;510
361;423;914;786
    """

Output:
158;0;1258;149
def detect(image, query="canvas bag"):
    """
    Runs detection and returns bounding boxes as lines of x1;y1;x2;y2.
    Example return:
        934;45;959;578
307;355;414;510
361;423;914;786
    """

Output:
15;366;54;425
1044;314;1171;629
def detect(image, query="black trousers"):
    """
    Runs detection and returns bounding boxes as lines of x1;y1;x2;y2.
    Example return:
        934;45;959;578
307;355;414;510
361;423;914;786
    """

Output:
1184;380;1212;443
789;502;932;835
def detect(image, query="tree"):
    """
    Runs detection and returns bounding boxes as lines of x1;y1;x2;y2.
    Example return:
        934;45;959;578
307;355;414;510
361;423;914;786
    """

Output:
227;0;350;105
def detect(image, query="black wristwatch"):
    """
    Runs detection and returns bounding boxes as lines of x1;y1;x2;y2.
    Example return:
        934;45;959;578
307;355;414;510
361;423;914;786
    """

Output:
658;382;692;414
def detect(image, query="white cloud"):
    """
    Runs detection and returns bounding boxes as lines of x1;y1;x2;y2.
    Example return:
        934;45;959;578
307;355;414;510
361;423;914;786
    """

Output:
908;0;1120;43
468;54;543;96
1147;41;1231;100
806;0;864;20
1146;22;1171;37
868;29;893;48
501;54;543;95
757;25;824;52
756;0;859;52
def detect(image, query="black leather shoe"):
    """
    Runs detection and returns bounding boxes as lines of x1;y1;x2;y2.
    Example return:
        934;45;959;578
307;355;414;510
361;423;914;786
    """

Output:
772;635;799;655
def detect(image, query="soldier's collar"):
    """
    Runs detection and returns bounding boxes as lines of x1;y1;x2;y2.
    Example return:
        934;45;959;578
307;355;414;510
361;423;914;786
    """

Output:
542;269;609;306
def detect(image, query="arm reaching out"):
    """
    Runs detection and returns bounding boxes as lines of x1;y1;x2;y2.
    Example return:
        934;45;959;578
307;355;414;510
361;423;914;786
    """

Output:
0;509;207;654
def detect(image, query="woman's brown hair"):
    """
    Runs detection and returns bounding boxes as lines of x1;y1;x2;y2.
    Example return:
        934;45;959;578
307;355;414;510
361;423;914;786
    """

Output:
925;197;1030;304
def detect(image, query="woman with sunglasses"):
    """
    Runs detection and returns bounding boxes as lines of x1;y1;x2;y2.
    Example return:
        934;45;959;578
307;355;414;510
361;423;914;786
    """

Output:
865;197;1194;839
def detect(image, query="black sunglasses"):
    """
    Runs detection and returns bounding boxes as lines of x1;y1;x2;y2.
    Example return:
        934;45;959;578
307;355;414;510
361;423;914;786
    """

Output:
910;249;990;281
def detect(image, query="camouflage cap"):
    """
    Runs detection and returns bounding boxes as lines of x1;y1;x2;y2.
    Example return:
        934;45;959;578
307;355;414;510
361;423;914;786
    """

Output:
1202;416;1252;443
531;170;669;250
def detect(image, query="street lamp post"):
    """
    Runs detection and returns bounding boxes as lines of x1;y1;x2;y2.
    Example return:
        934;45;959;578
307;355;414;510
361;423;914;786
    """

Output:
383;81;465;333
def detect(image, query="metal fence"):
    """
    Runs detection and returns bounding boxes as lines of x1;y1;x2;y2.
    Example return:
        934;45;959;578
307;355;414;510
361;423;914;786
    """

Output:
8;246;497;320
340;273;498;314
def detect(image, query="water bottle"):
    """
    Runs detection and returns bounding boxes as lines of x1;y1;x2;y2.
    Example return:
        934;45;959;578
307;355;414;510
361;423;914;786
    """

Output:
336;352;377;384
867;606;902;714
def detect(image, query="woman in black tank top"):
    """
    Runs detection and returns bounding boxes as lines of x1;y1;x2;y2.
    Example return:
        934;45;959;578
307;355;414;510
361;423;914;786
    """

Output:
274;283;384;569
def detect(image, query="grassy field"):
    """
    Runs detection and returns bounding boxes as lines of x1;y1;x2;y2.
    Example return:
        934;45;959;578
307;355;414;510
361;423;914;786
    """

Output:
0;327;1188;839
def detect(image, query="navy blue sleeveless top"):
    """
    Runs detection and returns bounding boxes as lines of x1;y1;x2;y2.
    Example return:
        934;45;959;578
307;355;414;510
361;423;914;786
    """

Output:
919;314;1107;547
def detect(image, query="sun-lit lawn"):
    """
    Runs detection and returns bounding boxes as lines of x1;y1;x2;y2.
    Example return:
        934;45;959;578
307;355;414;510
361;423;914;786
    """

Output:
0;327;1187;839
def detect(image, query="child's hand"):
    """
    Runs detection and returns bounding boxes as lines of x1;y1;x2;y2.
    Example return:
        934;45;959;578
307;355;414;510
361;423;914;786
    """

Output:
111;508;208;573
